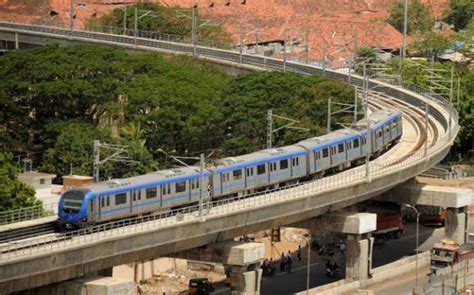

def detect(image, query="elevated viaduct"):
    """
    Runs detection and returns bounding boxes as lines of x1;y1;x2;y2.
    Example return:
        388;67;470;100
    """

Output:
0;22;460;293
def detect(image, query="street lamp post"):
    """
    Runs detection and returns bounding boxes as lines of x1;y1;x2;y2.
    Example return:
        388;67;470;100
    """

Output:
404;204;420;290
304;236;312;294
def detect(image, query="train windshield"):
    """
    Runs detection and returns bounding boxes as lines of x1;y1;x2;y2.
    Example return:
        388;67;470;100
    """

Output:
62;189;88;213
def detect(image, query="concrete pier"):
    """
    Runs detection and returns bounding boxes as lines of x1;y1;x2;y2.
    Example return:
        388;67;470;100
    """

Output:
172;241;265;295
382;182;472;244
294;212;376;281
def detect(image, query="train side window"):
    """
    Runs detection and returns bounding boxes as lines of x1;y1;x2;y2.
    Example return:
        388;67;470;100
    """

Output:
138;190;141;200
273;163;276;170
233;169;243;180
176;181;186;193
115;193;126;205
196;180;199;189
106;196;110;206
353;138;359;148
322;148;329;158
167;184;171;194
162;185;166;195
191;180;195;190
146;187;157;199
296;157;299;165
280;159;288;170
257;164;266;175
378;130;383;138
338;143;344;153
132;191;136;201
101;197;105;208
270;163;273;172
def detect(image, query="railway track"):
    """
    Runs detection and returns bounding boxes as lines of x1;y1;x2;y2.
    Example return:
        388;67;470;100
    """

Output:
0;221;57;244
0;93;428;250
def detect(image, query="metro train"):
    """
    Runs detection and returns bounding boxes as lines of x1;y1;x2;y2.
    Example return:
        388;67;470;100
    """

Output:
58;110;403;229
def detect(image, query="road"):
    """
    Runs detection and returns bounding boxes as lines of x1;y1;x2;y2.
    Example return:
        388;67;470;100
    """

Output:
214;221;448;295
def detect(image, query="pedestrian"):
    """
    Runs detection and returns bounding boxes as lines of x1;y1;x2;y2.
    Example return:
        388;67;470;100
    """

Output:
286;250;293;273
338;240;346;256
280;252;286;272
297;245;302;261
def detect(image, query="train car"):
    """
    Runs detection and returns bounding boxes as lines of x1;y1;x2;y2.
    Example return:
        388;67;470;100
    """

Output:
59;110;403;229
211;146;308;198
58;166;209;229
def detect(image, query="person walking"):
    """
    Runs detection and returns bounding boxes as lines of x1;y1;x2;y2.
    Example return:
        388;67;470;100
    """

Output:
338;240;346;256
286;251;293;273
279;252;286;273
297;245;302;261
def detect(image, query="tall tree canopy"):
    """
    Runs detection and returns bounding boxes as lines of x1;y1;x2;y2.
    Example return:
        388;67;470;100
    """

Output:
0;153;38;211
88;3;233;47
444;0;474;31
388;0;434;34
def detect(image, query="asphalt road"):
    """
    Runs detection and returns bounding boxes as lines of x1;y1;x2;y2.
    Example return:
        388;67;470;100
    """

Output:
214;221;448;295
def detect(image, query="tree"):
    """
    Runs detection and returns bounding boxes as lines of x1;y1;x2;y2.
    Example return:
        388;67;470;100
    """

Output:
388;0;434;34
444;0;474;31
88;3;233;47
0;152;39;211
411;31;450;59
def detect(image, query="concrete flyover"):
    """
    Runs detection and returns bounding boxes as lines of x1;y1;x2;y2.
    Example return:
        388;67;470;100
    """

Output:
0;22;459;293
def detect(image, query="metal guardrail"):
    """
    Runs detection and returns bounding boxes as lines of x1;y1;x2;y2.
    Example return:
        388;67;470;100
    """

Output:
0;203;57;226
0;22;459;260
0;142;453;260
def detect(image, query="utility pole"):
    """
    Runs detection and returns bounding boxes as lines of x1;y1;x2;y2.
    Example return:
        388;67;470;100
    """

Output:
327;97;332;134
424;103;429;158
255;18;259;55
93;140;139;182
354;89;358;123
304;28;309;64
70;0;74;32
192;5;197;56
123;0;127;35
239;19;243;63
267;109;309;149
93;140;101;182
456;76;461;110
363;64;369;119
449;66;454;140
283;29;288;72
322;43;327;75
402;0;408;61
198;153;204;216
267;109;273;149
134;7;138;45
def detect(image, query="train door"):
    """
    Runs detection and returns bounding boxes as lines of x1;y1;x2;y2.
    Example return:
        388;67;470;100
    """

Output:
88;199;95;223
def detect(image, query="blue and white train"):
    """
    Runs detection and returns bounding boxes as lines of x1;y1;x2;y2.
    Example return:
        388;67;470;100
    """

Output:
58;110;402;229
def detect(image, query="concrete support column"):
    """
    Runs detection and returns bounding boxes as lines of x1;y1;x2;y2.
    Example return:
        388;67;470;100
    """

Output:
14;32;19;49
345;234;373;281
229;264;262;295
445;207;469;245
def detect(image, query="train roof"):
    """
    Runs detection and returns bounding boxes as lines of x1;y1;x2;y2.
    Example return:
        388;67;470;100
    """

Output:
85;166;207;194
214;145;307;173
297;128;361;151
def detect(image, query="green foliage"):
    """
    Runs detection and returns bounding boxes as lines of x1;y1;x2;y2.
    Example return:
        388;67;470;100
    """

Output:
88;3;232;47
0;152;38;211
220;72;355;155
411;31;450;59
356;46;378;62
388;0;434;34
444;0;474;31
0;44;356;181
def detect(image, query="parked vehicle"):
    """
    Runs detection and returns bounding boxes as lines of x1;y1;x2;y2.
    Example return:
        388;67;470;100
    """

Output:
418;205;446;225
430;239;474;275
373;213;404;240
188;278;214;295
